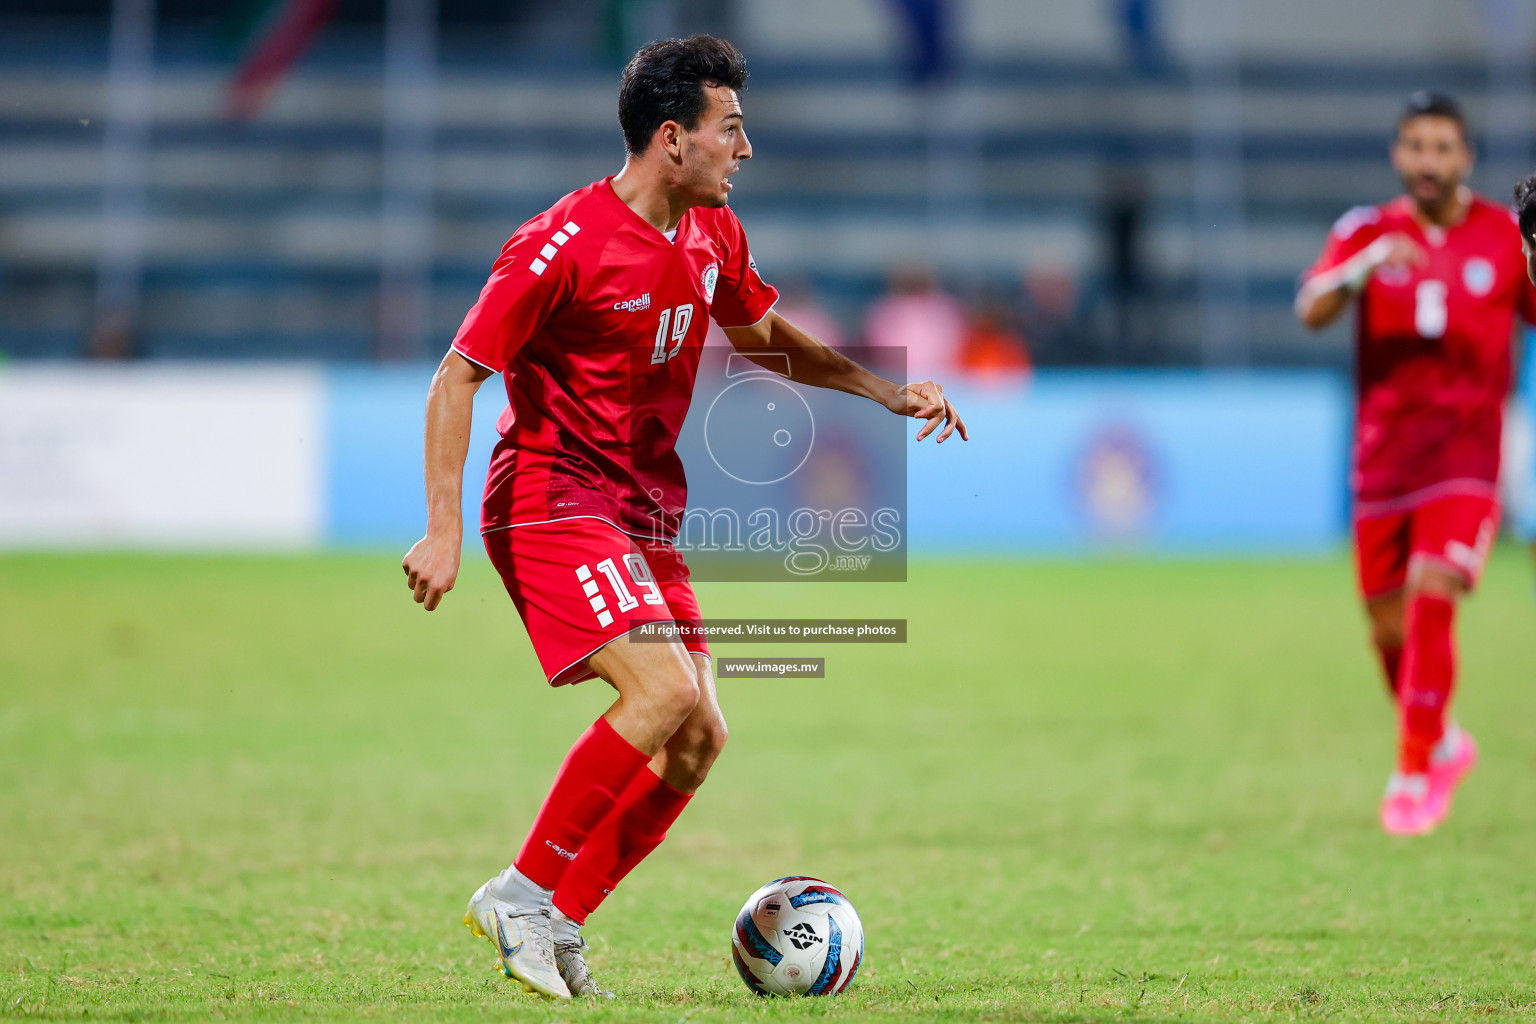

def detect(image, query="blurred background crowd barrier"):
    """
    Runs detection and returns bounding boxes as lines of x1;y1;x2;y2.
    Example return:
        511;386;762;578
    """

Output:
0;365;1349;552
1;0;1534;552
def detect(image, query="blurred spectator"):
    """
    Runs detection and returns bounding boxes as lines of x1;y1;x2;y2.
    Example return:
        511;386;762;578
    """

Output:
1018;265;1084;365
862;266;966;381
1099;162;1154;363
703;277;846;349
86;308;140;360
958;299;1032;381
775;277;847;349
1117;0;1167;76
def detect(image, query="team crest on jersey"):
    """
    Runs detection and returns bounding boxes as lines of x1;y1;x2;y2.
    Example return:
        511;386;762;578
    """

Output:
702;263;720;304
1462;257;1495;297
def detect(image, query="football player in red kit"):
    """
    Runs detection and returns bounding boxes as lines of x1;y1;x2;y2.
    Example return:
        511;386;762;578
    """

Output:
401;37;967;998
1297;92;1536;835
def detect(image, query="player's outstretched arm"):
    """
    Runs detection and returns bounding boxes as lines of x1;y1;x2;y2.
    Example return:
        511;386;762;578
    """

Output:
402;350;494;610
1295;232;1425;330
723;311;969;443
1294;276;1356;331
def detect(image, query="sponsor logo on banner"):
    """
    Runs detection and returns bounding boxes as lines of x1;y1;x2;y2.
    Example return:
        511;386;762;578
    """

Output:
1075;423;1158;537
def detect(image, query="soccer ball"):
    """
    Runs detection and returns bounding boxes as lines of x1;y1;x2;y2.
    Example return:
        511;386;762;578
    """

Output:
730;876;863;996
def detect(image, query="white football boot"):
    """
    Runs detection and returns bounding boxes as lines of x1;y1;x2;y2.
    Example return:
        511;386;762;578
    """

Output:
554;936;615;998
463;882;571;999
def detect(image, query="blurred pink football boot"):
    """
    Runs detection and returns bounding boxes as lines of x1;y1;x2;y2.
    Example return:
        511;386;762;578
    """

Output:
1380;772;1435;835
1426;725;1478;821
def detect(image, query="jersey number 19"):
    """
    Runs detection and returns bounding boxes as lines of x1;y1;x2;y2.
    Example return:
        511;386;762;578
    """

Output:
651;304;694;364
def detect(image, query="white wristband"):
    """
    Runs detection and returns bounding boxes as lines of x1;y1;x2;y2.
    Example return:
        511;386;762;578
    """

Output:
1337;236;1395;293
1304;235;1394;300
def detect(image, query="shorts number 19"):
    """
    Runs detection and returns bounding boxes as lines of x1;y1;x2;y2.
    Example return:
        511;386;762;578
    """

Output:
575;554;665;627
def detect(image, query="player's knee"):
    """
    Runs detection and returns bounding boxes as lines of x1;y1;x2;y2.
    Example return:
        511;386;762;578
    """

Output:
692;714;728;764
707;715;729;756
652;667;701;730
1409;573;1465;602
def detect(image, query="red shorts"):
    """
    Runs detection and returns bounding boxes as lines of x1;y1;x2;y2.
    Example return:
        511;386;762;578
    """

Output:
1353;493;1500;600
483;518;709;686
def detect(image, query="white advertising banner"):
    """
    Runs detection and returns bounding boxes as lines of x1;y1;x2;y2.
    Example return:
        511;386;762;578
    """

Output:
0;365;323;547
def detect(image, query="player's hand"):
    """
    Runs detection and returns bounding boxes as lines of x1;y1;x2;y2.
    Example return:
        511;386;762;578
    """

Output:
1378;232;1428;270
402;531;462;611
893;380;969;443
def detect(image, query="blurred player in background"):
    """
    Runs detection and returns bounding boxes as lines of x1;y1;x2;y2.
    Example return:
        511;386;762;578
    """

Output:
1296;91;1536;835
400;36;967;999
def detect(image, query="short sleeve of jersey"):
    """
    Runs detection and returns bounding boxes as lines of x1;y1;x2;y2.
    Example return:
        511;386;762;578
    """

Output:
707;208;779;328
451;225;576;372
1305;205;1385;283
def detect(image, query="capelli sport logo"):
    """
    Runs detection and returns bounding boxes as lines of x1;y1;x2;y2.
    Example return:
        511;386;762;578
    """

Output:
614;292;652;312
545;840;577;860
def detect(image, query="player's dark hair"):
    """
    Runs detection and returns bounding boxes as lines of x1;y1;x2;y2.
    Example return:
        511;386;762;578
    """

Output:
1515;172;1536;242
1396;90;1467;140
618;35;748;155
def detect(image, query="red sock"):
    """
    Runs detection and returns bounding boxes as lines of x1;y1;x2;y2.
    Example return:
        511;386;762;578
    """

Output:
552;769;692;924
513;717;651;890
1375;643;1403;698
1397;593;1456;775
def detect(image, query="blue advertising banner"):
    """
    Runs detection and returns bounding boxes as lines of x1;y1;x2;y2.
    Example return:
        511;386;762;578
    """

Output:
1510;339;1536;542
326;364;506;547
324;368;1352;556
905;372;1350;554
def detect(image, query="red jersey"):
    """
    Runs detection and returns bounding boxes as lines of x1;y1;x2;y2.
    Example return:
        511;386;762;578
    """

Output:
1304;193;1536;512
452;177;779;539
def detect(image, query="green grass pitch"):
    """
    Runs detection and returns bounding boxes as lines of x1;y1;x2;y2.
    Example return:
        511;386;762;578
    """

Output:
3;550;1536;1023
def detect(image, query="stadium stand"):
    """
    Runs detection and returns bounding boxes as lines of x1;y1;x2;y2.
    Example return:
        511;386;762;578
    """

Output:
0;0;1526;366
